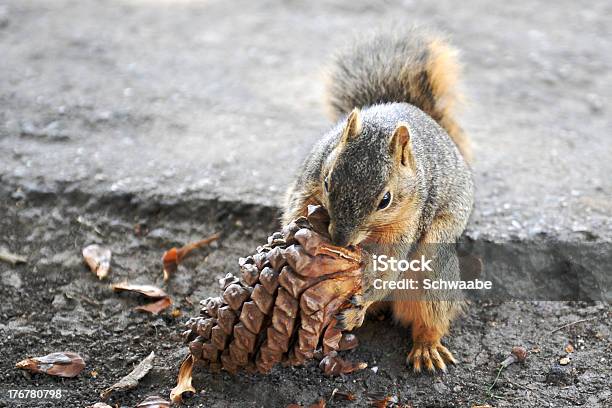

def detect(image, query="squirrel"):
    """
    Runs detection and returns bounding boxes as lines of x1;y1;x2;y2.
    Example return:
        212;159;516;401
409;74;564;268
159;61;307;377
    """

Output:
282;28;474;373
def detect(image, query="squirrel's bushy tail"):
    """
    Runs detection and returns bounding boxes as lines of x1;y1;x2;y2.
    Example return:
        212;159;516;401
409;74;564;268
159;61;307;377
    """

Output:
324;28;470;160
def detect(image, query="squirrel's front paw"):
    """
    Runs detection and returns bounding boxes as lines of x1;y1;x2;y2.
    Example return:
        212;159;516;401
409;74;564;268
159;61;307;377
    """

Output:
407;340;457;373
335;295;368;331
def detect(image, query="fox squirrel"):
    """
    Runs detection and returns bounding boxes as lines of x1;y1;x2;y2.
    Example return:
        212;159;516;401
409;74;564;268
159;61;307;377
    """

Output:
282;28;474;373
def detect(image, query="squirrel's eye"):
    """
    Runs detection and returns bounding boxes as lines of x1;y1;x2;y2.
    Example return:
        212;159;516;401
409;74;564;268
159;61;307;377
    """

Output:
378;191;392;210
324;176;329;192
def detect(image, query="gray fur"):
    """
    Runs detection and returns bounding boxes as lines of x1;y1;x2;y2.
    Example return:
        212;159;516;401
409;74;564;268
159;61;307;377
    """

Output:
326;28;443;123
282;30;475;340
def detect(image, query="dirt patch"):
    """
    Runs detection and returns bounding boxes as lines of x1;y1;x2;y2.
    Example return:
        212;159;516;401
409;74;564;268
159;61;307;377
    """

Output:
0;186;609;407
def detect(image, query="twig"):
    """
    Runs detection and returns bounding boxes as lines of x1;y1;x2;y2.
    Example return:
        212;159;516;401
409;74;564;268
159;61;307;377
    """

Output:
487;365;504;395
162;232;221;281
550;316;599;333
491;394;512;401
100;351;155;400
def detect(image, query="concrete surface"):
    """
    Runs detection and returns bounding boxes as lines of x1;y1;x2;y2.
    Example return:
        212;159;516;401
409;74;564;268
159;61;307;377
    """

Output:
0;1;611;407
1;0;610;241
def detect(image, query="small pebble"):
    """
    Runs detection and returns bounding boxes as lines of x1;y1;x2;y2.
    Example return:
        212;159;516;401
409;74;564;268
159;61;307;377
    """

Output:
546;364;572;385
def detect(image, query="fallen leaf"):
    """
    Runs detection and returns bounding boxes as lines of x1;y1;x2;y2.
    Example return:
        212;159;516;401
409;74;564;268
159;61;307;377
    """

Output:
100;351;155;400
162;247;179;280
91;370;98;378
171;308;182;318
286;400;326;408
367;393;398;408
82;244;111;279
319;352;367;376
111;283;167;298
112;283;171;314
15;352;85;378
559;357;570;365
162;233;220;281
0;247;27;265
170;355;196;403
136;395;171;407
309;399;326;408
564;344;575;353
333;390;357;401
134;297;172;315
338;333;359;351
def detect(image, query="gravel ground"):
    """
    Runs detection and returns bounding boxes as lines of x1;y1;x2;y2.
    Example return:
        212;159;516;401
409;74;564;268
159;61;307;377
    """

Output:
0;0;610;407
0;186;610;407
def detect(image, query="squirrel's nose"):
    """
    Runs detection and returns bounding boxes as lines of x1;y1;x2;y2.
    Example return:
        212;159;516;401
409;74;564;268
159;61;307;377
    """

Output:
329;223;350;247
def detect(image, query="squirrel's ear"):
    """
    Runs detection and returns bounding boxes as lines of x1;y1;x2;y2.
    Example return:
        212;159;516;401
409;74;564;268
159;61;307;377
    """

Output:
390;123;414;169
341;108;362;144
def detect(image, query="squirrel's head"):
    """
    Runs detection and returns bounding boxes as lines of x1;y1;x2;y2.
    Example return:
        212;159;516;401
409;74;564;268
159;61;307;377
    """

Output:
321;108;420;247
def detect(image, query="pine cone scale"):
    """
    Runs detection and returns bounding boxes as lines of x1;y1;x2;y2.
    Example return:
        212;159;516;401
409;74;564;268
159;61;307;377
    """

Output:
182;206;364;374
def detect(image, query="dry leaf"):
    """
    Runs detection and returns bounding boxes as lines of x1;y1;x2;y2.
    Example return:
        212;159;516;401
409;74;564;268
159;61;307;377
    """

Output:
82;244;111;279
136;395;171;407
333;390;357;401
100;351;155;400
338;333;359;351
286;400;326;408
319;352;367;376
564;344;575;353
111;283;167;298
309;399;326;408
170;355;196;403
0;247;27;265
134;297;172;315
15;352;85;378
112;283;171;315
367;393;398;408
162;233;220;281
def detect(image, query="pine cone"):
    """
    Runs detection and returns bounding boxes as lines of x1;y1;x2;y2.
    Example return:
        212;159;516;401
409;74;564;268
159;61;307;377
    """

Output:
182;206;363;374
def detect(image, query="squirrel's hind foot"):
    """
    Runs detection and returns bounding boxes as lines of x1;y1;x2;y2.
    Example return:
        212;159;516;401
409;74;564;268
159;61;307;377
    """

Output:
407;341;457;373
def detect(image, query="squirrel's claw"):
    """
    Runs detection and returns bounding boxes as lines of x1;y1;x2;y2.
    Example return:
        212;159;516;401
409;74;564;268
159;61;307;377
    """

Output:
335;295;368;331
348;294;364;307
335;307;366;331
407;341;456;374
